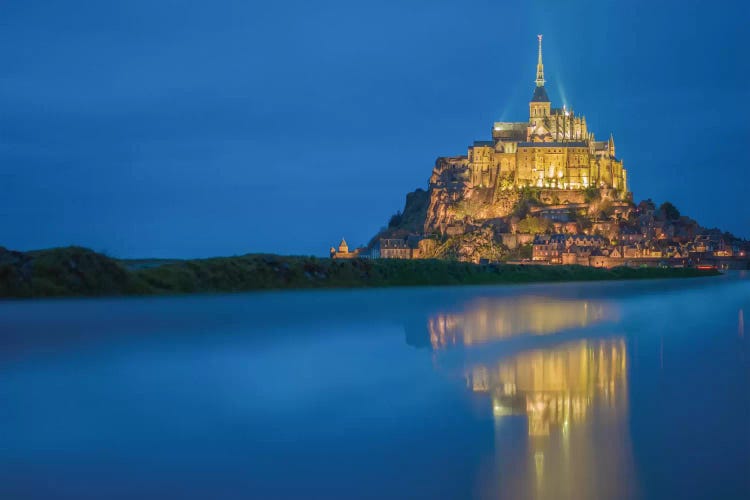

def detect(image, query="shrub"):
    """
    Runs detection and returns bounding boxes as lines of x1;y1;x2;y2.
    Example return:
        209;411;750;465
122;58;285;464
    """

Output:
517;216;552;234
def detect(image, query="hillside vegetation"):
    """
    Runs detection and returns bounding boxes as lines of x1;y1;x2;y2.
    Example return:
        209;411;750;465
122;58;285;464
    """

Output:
0;246;150;297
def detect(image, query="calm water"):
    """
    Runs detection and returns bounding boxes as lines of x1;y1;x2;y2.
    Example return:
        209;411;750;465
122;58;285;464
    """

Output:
1;274;749;499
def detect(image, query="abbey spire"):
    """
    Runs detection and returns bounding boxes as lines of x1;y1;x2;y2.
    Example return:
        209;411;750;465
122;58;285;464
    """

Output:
530;34;550;107
535;34;545;87
529;34;550;119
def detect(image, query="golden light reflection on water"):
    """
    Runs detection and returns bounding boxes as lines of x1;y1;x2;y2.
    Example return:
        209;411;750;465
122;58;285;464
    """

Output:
429;297;615;349
468;338;628;436
470;338;636;500
740;309;745;338
425;295;635;499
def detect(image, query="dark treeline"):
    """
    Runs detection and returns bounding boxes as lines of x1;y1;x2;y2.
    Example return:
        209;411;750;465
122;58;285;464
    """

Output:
0;246;719;299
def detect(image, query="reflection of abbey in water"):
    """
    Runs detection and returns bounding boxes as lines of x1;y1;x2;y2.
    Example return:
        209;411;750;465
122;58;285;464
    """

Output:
429;297;613;349
468;338;627;436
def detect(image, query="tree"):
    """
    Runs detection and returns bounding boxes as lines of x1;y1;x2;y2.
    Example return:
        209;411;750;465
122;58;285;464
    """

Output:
595;200;615;220
512;198;531;219
517;216;552;234
518;243;533;259
576;213;593;230
498;173;515;191
583;187;601;203
659;202;680;221
512;187;542;218
388;210;403;228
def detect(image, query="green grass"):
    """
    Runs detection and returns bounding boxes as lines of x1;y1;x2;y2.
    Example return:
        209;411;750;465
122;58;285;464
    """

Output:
0;246;721;299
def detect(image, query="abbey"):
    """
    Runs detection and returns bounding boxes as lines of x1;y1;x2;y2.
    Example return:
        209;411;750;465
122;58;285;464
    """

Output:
338;35;749;268
451;35;627;193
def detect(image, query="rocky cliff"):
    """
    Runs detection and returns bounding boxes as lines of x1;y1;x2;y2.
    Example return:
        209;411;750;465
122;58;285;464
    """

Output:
420;157;605;235
421;157;518;232
368;188;430;246
421;226;508;262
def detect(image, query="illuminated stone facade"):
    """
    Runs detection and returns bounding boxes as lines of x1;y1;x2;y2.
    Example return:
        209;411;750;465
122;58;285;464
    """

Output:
434;35;627;194
330;238;360;259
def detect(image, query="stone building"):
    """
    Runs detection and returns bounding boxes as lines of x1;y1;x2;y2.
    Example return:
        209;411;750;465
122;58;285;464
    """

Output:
330;238;360;259
533;234;608;264
379;238;413;259
532;234;566;263
425;35;628;233
469;35;627;191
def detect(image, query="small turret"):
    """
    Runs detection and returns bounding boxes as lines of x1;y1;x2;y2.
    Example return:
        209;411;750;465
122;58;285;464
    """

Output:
608;133;616;158
338;238;349;254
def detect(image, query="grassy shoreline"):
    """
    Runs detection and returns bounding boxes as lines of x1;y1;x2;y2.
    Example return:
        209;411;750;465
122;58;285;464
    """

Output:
0;246;720;299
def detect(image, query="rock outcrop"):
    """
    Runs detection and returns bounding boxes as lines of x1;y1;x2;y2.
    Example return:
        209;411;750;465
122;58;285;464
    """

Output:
423;157;471;232
426;226;508;263
368;188;430;247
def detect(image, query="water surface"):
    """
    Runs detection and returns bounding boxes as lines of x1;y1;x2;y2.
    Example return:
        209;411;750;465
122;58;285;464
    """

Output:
1;274;749;499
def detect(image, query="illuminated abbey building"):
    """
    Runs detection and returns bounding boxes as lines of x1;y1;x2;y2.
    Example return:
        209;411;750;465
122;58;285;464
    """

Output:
438;35;627;193
336;35;750;267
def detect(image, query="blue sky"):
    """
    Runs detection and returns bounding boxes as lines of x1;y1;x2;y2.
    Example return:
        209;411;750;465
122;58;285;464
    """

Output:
1;0;748;257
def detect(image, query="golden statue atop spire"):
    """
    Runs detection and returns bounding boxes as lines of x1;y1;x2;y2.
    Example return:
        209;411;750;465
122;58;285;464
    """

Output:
536;34;545;87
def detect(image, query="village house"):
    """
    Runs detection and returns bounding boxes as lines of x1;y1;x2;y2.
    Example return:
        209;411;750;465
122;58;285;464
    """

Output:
533;234;608;264
379;238;413;259
561;245;596;266
565;234;608;249
532;234;566;263
619;226;645;244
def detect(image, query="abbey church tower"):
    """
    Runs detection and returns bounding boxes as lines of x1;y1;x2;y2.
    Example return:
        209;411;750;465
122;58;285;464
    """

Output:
529;35;551;123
